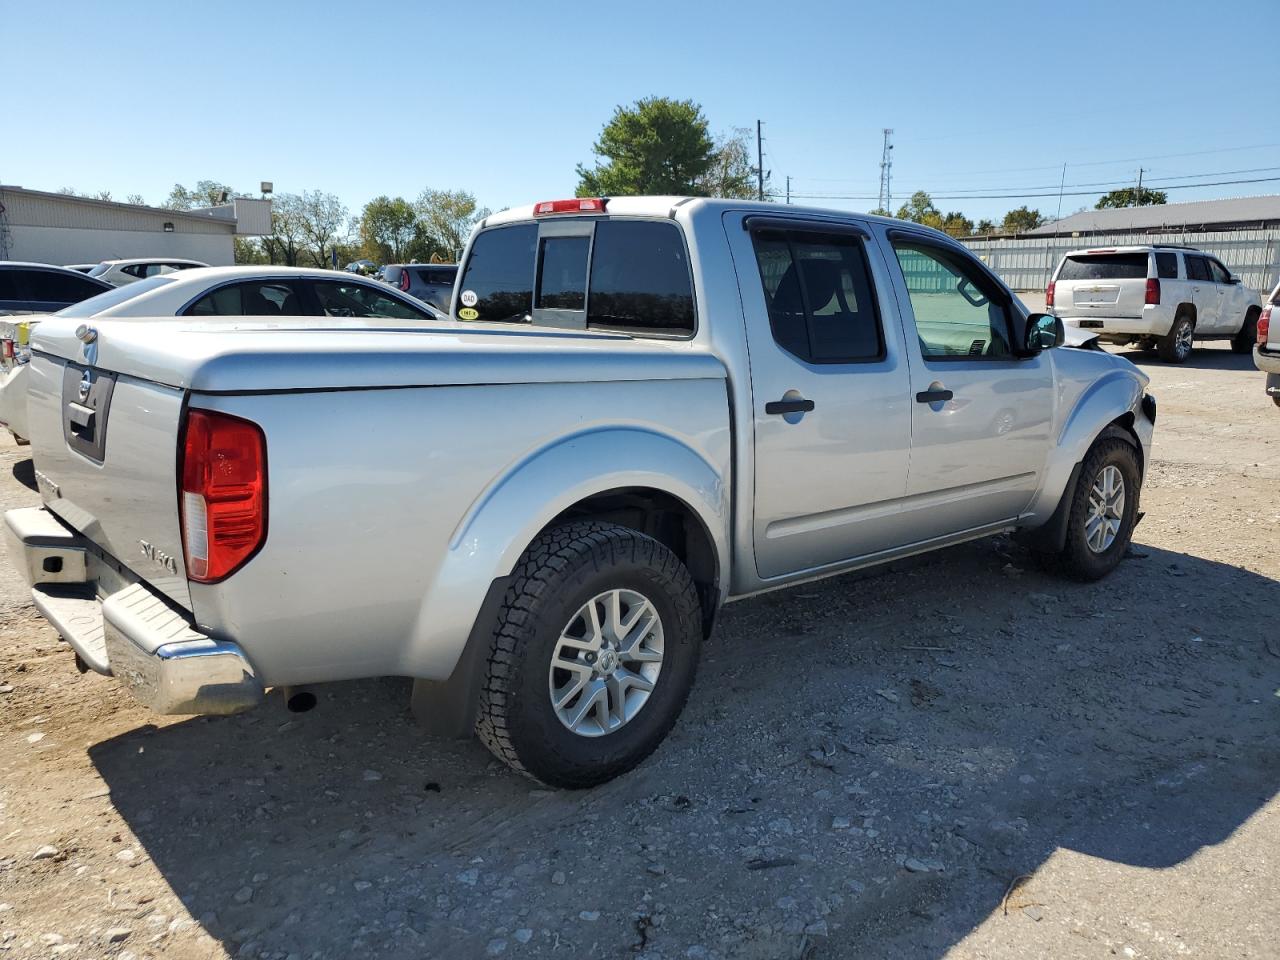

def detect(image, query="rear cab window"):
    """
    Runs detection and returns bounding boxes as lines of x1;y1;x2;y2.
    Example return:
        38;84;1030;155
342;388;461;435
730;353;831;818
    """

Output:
456;218;695;336
1155;252;1179;279
1057;253;1149;281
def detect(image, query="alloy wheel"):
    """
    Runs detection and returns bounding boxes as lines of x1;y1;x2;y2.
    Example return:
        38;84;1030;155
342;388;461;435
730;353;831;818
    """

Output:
1085;464;1125;554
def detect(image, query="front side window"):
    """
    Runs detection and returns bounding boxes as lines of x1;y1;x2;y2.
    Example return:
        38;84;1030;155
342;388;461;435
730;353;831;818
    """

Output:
588;220;694;335
1208;259;1231;284
751;228;882;362
311;281;430;320
893;240;1013;360
456;223;537;322
186;281;308;316
1155;252;1178;279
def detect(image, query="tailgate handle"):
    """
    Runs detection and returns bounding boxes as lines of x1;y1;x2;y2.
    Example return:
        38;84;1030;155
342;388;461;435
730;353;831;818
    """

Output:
67;402;96;433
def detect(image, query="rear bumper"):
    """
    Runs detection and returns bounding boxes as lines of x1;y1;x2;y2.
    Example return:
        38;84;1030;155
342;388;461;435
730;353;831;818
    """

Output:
4;506;263;715
0;363;29;442
1254;346;1280;376
1060;316;1167;339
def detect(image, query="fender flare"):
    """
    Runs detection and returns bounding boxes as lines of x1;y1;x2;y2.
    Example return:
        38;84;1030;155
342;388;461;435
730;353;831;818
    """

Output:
401;426;730;684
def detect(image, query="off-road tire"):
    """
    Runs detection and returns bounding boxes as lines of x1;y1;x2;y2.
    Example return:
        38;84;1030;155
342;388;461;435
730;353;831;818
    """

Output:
1158;314;1194;363
475;521;702;788
1231;310;1259;354
1052;438;1142;581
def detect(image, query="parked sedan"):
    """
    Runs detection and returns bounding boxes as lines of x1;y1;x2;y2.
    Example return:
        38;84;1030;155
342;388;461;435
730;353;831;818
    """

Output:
0;261;113;315
88;257;209;286
0;266;445;443
381;263;458;311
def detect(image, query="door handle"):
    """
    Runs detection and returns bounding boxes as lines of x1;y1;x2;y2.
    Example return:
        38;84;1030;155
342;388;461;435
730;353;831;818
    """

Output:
915;389;954;404
765;397;816;415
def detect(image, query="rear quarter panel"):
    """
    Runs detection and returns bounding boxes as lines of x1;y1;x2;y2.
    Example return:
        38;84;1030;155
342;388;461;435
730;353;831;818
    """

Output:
190;376;731;686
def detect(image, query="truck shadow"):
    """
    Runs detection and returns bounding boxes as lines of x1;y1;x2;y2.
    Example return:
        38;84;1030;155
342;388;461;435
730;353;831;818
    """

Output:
87;538;1280;959
1111;345;1259;371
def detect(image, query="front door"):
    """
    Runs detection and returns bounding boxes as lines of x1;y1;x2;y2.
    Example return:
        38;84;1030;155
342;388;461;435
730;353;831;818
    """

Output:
726;214;913;580
885;233;1054;539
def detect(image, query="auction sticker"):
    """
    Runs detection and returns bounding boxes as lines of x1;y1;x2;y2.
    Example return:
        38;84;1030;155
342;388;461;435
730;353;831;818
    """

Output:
459;307;479;321
460;289;478;307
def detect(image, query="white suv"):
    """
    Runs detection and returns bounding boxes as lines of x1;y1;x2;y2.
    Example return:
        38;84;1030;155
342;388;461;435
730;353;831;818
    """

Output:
1047;245;1261;363
87;258;209;286
1254;280;1280;407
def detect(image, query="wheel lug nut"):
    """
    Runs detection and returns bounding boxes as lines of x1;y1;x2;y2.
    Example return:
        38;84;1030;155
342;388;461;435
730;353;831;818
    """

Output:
584;652;597;664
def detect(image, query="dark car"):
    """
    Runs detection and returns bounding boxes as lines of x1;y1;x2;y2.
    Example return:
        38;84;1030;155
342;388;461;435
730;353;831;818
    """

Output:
0;262;114;315
381;263;458;311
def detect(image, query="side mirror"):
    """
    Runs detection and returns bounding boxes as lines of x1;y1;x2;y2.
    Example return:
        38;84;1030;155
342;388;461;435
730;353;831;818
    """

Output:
1228;275;1242;285
1024;312;1064;352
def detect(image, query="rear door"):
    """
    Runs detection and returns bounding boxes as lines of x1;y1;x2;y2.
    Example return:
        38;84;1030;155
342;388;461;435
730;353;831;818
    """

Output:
1185;255;1219;331
886;232;1053;538
24;269;110;312
1054;252;1150;319
1206;257;1239;333
725;213;914;579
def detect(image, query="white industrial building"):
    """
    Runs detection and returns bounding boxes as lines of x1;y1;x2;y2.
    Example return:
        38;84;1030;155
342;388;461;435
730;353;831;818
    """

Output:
0;186;272;267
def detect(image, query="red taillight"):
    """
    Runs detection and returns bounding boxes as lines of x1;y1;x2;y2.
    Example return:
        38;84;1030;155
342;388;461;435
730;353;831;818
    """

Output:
1145;278;1161;305
533;198;607;216
180;410;266;583
399;269;410;292
1260;305;1272;345
0;339;13;361
1045;281;1055;308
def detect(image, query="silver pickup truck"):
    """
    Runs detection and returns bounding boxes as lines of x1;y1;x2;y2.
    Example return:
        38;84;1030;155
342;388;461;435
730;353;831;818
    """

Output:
5;197;1155;787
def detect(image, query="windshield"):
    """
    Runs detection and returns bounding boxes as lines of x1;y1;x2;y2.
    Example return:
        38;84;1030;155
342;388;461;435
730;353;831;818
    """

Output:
56;275;176;317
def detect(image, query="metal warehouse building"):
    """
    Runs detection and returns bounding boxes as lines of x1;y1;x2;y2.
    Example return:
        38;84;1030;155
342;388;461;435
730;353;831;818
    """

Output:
961;195;1280;296
0;186;272;267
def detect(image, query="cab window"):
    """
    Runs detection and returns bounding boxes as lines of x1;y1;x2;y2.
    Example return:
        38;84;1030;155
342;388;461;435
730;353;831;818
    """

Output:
893;240;1013;360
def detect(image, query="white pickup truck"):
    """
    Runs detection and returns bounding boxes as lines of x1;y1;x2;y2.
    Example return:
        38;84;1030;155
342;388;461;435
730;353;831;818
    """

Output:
5;197;1156;787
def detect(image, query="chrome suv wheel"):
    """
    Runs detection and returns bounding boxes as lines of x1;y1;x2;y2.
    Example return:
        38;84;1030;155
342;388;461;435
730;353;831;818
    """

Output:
1085;464;1125;554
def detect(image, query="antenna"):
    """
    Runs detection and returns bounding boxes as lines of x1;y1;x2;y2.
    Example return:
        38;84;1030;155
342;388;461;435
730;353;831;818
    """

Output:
877;129;894;213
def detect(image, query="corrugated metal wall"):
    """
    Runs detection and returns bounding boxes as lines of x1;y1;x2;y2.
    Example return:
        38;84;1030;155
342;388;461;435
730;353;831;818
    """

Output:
960;229;1280;296
1;189;233;234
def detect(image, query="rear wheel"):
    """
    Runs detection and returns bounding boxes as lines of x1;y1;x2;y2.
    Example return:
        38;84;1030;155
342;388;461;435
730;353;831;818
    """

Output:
475;521;703;788
1231;309;1260;354
1051;438;1142;581
1158;314;1195;363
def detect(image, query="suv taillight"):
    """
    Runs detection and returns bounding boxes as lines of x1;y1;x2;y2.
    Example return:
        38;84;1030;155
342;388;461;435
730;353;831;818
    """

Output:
1145;278;1161;305
180;410;267;583
1260;305;1271;346
1045;281;1055;308
0;338;13;362
399;270;410;292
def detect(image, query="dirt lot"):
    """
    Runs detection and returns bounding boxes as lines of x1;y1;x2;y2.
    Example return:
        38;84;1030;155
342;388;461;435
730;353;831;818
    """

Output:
1;344;1277;960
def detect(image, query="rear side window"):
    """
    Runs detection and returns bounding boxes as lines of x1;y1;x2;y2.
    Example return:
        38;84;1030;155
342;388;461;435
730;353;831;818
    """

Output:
750;229;883;363
1155;252;1179;279
1186;255;1212;282
588;220;694;335
0;271;23;300
26;270;108;303
1057;254;1148;281
457;223;538;322
187;281;309;316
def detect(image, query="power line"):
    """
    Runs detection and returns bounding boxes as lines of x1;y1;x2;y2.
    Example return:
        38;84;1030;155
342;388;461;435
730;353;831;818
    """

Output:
780;174;1280;203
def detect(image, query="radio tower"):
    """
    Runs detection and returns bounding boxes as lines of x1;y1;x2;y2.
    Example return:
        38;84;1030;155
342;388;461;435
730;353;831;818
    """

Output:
877;129;894;213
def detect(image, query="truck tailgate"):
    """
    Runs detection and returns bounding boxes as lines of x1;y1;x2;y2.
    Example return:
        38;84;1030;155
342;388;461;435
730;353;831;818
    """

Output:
25;352;191;609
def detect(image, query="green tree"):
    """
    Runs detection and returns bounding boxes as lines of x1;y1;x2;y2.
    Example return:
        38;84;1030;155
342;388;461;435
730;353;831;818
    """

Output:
416;188;489;262
359;196;419;263
260;192;307;266
1000;206;1045;234
1095;187;1168;209
867;207;891;217
165;180;237;210
941;211;974;237
234;237;268;264
975;218;996;234
576;97;716;197
895;191;940;225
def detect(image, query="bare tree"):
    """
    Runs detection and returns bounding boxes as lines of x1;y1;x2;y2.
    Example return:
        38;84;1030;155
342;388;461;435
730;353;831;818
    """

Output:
299;190;349;268
261;192;308;266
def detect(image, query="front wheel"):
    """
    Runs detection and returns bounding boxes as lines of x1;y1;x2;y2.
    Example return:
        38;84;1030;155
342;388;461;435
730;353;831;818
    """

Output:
1051;438;1142;581
475;521;703;788
1231;310;1259;354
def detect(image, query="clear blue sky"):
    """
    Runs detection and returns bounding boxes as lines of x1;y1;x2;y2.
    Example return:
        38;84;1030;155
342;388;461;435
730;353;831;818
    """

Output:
5;0;1278;225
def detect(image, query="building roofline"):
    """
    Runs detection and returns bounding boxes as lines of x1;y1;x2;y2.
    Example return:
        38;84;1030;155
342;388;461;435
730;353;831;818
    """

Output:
0;184;242;228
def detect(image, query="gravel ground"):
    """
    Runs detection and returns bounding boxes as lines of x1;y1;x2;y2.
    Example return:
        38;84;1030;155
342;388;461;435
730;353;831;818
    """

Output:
1;343;1277;960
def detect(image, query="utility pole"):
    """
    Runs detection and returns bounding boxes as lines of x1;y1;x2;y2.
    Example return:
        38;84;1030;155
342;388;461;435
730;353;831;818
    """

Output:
877;129;894;213
1134;167;1144;205
786;175;791;205
756;120;764;202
